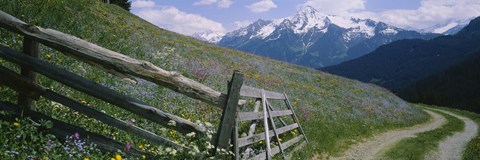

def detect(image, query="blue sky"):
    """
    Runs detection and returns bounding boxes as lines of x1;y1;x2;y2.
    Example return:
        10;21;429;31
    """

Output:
130;0;480;35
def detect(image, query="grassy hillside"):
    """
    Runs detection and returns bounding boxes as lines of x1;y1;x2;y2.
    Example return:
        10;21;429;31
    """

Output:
0;0;427;159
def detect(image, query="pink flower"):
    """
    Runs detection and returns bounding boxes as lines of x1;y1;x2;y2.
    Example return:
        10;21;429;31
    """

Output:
74;132;80;139
126;143;132;152
126;119;135;126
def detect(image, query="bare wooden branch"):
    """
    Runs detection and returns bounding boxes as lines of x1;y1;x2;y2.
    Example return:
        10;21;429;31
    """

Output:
0;10;225;107
238;123;298;147
237;110;293;122
18;37;39;110
240;85;285;100
0;45;206;134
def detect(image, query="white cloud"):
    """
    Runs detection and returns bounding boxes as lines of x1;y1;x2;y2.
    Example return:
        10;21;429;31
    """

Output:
233;20;252;29
247;0;277;13
302;0;365;15
131;0;156;8
217;0;233;8
375;0;480;29
193;0;217;6
133;7;226;35
193;0;233;8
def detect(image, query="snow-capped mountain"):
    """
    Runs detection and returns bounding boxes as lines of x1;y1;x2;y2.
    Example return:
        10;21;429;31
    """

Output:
191;30;224;43
426;19;470;35
217;6;439;68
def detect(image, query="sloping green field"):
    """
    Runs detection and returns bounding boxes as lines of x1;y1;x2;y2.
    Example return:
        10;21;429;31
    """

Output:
0;0;427;159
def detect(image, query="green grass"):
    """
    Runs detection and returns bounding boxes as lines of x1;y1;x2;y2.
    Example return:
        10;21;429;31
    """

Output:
425;106;480;160
381;105;464;160
0;0;427;159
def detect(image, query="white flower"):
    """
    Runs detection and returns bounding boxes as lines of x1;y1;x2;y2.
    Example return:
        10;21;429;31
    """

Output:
170;149;177;155
205;122;213;128
241;132;247;138
192;145;200;153
186;132;196;138
206;142;214;149
167;120;176;126
165;147;172;152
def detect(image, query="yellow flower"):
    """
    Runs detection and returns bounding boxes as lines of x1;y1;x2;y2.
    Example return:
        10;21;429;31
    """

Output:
80;100;87;104
138;144;143;149
111;158;115;160
142;155;146;159
83;158;89;160
45;54;52;60
115;154;122;160
13;122;20;127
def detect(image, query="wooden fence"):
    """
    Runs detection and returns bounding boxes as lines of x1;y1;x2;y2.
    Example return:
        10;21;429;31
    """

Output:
234;85;308;160
0;10;306;159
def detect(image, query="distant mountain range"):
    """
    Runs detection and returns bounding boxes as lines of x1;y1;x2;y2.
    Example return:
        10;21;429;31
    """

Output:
322;17;480;93
192;6;441;68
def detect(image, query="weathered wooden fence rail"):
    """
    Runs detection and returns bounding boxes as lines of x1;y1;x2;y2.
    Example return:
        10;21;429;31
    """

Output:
0;9;306;159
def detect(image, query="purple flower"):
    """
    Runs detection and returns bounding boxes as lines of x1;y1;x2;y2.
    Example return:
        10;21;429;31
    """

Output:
126;119;135;126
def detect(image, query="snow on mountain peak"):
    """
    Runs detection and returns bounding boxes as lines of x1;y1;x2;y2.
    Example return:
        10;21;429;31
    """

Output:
191;30;224;43
224;6;402;41
433;22;459;34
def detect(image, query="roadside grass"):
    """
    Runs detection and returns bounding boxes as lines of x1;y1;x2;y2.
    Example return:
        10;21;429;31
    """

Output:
0;0;428;159
426;106;480;160
380;105;464;160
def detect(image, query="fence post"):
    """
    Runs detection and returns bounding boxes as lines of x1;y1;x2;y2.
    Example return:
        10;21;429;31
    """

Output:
215;70;243;156
18;37;39;111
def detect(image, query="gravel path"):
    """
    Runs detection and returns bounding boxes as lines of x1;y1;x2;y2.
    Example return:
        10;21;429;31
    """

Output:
426;109;479;160
328;110;445;160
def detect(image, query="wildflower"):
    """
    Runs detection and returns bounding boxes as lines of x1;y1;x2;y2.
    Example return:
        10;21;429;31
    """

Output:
13;122;20;127
259;140;263;144
74;132;80;139
126;143;131;152
45;54;52;60
126;119;135;126
167;120;176;126
241;132;247;137
142;155;146;159
186;132;196;138
206;142;214;149
83;158;89;160
80;100;87;104
138;144;144;149
205;122;213;127
115;154;122;160
111;158;115;160
169;130;177;136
